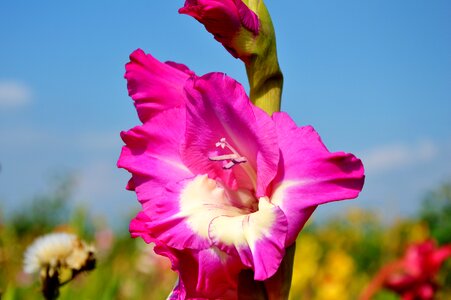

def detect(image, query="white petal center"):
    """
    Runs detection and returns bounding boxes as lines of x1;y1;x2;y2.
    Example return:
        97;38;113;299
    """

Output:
208;197;277;248
178;175;251;239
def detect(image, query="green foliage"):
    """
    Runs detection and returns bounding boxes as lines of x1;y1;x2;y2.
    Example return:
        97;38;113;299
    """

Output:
420;182;451;244
373;290;399;300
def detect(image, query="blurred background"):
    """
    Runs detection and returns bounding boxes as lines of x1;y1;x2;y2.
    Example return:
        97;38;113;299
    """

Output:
1;1;450;299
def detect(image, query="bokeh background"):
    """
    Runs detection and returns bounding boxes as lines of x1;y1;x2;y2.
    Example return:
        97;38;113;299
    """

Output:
1;1;450;299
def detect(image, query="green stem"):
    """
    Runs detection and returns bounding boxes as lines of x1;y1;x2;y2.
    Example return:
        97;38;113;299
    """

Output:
244;0;283;115
246;54;283;115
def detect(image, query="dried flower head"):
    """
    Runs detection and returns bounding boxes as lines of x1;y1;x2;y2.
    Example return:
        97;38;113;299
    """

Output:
23;232;96;300
24;232;95;274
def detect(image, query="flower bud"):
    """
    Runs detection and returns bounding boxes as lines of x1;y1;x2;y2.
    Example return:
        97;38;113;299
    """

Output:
179;0;283;114
180;0;273;64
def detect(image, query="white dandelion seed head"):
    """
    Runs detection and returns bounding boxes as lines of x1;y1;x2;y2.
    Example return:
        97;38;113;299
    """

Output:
23;232;95;274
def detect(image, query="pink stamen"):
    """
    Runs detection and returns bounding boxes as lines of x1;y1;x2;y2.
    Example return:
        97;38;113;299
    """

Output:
209;138;257;190
209;138;247;169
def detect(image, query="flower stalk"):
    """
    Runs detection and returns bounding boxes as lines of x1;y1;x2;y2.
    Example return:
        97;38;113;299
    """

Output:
120;1;365;298
246;54;283;116
243;0;283;115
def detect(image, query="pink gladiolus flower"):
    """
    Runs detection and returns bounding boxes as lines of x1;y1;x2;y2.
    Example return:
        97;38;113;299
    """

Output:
118;49;365;298
360;240;451;300
384;240;451;300
179;0;261;62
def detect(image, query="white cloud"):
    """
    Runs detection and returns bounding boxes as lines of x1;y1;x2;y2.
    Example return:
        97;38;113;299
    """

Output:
0;80;32;108
361;139;439;174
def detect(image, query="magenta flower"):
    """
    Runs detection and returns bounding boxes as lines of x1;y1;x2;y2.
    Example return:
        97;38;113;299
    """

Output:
383;240;451;300
118;49;365;298
179;0;261;62
361;240;451;300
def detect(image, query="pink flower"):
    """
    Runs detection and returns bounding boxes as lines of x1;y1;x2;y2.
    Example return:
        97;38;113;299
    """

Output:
179;0;261;63
383;240;451;300
361;240;451;300
118;49;365;298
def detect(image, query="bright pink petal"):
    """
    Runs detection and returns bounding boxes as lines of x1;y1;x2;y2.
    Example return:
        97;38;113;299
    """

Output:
131;211;242;298
179;0;259;59
270;112;365;245
164;247;243;299
416;283;435;300
181;72;279;197
125;49;194;122
118;107;192;204
235;0;260;34
125;178;135;191
404;240;451;276
429;244;451;272
129;211;154;243
164;61;196;76
137;176;213;251
167;280;185;300
209;197;288;280
131;214;243;299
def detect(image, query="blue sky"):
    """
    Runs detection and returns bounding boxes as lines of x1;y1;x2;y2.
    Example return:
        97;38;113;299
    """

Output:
1;1;450;228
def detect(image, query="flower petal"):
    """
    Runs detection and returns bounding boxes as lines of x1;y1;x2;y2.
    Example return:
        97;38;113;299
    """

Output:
181;72;279;196
131;214;242;299
179;0;260;59
236;0;260;34
118;107;192;203
138;174;256;251
165;247;243;299
271;112;365;245
429;244;451;272
141;176;216;250
208;197;288;280
125;49;194;122
129;211;155;243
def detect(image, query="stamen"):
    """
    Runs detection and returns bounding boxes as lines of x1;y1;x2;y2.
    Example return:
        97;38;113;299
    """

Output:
208;138;247;169
215;137;227;149
232;157;247;164
209;154;240;161
208;138;257;191
223;161;236;169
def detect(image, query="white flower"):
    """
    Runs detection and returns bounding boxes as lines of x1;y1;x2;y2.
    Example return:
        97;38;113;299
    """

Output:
23;232;95;275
